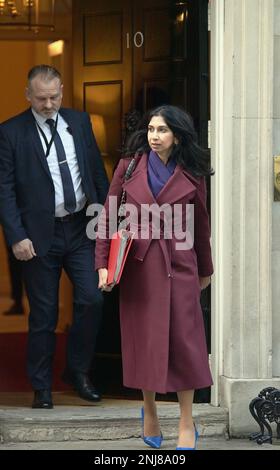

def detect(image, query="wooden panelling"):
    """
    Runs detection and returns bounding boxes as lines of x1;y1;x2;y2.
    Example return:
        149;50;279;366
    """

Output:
73;0;132;180
84;81;123;179
143;8;171;61
83;11;123;65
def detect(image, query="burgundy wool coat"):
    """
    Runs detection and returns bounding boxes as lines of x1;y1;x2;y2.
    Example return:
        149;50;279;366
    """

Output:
95;154;214;393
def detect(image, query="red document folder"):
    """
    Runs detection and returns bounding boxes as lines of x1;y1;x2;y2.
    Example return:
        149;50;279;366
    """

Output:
107;229;135;286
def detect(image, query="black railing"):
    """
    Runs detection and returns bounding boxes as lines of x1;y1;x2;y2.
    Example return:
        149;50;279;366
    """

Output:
249;387;280;445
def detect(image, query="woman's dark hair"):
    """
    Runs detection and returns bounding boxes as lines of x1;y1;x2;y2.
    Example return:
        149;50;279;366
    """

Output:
124;105;214;177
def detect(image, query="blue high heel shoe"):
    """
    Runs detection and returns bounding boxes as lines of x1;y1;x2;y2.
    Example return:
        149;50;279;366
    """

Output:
141;407;163;449
176;424;199;450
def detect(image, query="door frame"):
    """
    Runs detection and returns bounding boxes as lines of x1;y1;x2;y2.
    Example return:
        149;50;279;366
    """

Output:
209;0;224;407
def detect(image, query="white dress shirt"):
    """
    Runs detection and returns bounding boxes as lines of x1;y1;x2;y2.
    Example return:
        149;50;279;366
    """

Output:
32;109;86;217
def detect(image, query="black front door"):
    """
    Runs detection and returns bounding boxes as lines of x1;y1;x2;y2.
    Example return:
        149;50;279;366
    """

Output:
73;0;211;401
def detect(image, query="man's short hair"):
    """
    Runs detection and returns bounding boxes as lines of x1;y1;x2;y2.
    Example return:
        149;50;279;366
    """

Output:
28;65;61;84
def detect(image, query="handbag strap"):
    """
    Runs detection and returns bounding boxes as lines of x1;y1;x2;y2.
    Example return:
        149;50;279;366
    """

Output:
118;154;138;226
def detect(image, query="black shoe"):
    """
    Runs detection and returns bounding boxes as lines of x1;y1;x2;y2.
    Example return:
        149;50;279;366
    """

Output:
32;390;53;409
3;303;24;315
62;370;101;402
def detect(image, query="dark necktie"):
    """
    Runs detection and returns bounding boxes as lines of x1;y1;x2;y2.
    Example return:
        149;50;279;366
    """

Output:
46;119;76;214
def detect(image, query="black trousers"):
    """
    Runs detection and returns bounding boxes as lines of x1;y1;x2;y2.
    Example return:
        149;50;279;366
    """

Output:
6;244;23;304
23;210;103;390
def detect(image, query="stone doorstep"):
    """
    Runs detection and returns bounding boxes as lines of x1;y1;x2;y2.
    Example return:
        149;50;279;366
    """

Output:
0;398;229;443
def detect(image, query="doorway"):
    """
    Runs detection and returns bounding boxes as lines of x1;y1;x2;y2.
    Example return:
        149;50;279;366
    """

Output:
72;0;211;401
0;39;74;393
0;39;73;336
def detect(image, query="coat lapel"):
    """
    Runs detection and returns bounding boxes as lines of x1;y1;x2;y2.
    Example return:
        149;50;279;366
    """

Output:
26;109;52;181
124;153;199;206
156;166;198;205
59;108;86;180
123;154;155;205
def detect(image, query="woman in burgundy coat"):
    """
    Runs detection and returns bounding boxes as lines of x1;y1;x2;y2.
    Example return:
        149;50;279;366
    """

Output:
95;105;214;450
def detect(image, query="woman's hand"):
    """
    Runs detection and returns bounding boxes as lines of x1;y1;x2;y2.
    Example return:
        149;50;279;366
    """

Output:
98;268;113;292
199;276;211;290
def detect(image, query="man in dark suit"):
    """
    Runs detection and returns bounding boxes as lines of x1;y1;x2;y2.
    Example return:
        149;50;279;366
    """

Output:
0;65;109;408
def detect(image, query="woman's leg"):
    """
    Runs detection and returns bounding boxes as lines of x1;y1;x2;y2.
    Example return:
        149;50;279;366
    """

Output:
177;390;196;447
142;390;161;436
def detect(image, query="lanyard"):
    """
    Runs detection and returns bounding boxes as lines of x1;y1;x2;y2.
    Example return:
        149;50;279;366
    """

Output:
36;114;58;157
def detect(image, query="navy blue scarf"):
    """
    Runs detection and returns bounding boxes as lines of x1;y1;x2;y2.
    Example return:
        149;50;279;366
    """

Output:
147;150;176;198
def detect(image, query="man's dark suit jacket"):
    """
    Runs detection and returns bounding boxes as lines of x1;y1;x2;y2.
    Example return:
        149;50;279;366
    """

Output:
0;108;109;256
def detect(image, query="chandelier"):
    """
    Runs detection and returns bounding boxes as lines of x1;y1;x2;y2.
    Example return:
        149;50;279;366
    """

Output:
0;0;56;32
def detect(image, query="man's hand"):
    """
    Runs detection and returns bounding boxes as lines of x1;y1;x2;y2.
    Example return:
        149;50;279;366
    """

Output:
12;239;36;261
199;276;211;290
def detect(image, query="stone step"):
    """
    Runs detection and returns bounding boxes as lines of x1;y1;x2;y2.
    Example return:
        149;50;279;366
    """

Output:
0;393;228;443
